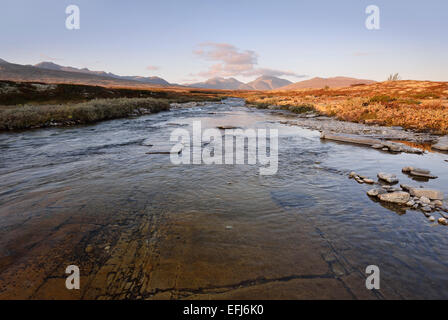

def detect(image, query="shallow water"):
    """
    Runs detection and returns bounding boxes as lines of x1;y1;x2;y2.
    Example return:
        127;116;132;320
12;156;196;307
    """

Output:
0;99;447;299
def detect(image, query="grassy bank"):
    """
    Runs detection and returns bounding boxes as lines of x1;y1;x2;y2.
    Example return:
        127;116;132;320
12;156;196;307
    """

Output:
0;97;170;130
0;80;229;131
235;80;448;134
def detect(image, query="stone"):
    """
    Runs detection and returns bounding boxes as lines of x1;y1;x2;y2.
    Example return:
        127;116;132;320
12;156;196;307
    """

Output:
409;188;444;200
421;206;432;213
400;184;413;191
377;172;399;184
378;191;410;205
355;177;364;184
438;218;448;226
371;144;384;149
432;136;448;151
367;189;386;197
429;216;435;222
85;245;94;253
420;196;431;205
104;246;110;251
363;178;375;184
349;172;357;178
409;171;438;179
405;200;415;207
402;167;430;174
434;200;443;207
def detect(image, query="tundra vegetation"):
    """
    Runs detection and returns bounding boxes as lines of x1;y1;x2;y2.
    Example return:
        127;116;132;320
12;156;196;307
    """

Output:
1;79;448;134
0;80;225;130
235;80;448;134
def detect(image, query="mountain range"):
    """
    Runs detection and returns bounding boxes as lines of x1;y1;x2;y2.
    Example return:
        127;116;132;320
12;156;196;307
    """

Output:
0;59;171;88
187;76;293;90
0;58;375;91
34;62;170;86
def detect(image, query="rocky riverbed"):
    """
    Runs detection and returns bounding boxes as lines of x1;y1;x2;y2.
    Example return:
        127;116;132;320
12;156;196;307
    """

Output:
349;167;447;225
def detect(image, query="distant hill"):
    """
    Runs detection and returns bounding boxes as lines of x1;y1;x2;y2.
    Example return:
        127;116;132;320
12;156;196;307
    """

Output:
278;76;376;90
246;76;292;90
34;61;170;86
187;75;292;90
0;59;172;87
188;77;252;90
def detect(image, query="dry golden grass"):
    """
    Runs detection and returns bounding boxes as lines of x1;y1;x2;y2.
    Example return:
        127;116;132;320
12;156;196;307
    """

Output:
234;80;448;134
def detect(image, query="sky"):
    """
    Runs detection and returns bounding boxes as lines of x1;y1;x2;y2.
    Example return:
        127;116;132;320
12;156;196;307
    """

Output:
1;0;447;83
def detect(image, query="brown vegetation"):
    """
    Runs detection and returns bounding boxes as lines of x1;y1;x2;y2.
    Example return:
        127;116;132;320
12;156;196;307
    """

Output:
234;80;448;134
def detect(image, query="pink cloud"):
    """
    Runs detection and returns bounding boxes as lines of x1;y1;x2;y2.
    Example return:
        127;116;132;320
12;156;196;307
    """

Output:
194;43;305;79
146;65;159;71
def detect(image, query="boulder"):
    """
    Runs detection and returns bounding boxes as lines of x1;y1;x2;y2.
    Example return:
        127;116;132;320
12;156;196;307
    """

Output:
378;191;410;204
409;188;444;200
377;172;399;184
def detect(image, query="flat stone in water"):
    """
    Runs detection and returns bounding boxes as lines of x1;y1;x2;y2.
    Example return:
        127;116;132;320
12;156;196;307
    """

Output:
433;136;448;151
378;191;410;205
270;190;315;209
377;172;399;184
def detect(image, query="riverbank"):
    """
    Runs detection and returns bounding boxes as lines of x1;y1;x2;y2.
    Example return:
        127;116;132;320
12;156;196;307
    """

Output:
0;80;226;130
0;97;171;130
235;80;448;135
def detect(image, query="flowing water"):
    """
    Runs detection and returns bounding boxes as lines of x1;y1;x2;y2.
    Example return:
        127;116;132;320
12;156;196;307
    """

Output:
0;99;447;299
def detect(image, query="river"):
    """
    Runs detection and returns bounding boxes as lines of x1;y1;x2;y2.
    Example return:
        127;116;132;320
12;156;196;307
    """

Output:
0;99;447;299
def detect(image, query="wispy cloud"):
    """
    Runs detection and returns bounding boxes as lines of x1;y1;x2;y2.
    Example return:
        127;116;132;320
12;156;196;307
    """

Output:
194;43;305;79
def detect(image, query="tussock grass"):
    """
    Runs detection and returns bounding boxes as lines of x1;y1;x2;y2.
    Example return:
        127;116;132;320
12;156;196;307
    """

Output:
0;97;169;130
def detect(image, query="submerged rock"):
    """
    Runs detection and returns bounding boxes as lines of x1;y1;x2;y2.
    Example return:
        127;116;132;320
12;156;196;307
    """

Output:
378;191;410;204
